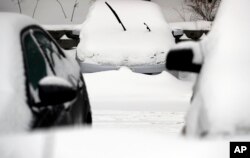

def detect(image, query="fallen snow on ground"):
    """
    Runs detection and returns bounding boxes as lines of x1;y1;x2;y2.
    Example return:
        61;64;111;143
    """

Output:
85;67;192;111
84;67;193;134
2;127;249;158
93;111;185;135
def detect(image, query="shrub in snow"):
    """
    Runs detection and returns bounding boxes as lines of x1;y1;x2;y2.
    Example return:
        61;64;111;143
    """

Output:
186;0;221;21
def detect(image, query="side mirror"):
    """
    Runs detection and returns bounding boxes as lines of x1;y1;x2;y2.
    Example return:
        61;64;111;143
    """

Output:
172;29;184;40
166;49;201;73
38;76;77;105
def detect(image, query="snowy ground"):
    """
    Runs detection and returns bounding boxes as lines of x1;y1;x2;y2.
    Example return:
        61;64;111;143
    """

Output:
82;66;194;135
93;111;186;135
64;48;194;135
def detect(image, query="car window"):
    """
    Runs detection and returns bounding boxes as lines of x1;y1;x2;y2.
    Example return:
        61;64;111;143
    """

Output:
23;33;47;90
22;30;53;105
33;30;64;69
32;30;78;86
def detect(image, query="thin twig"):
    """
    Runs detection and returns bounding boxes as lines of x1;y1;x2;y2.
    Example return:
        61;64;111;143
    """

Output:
56;0;67;19
32;0;40;18
71;0;79;22
17;0;22;13
173;7;186;21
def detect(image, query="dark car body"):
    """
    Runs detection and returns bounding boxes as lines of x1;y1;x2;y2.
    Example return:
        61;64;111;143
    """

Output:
0;13;91;133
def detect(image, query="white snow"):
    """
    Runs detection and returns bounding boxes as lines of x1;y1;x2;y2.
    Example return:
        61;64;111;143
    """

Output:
85;67;192;111
0;13;35;133
42;24;81;31
169;21;212;31
93;111;186;135
182;0;250;136
39;76;72;88
77;0;175;66
84;67;193;134
1;127;249;158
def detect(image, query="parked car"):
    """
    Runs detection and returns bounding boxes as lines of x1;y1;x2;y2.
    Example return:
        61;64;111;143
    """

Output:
76;0;181;74
0;13;92;133
166;0;250;136
43;24;81;50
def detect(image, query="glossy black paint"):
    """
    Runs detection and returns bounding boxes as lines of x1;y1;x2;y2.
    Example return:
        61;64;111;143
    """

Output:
20;25;92;129
166;49;201;73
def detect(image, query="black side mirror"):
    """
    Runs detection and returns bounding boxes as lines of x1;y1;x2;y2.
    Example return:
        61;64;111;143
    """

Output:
166;49;201;73
38;76;77;105
172;29;184;43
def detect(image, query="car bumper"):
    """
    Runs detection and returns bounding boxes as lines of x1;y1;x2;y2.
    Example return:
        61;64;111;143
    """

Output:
79;62;166;74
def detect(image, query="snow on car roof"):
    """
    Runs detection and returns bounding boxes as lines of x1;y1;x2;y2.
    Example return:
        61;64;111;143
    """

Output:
77;0;175;66
0;13;35;133
0;13;37;81
0;12;37;35
0;13;38;62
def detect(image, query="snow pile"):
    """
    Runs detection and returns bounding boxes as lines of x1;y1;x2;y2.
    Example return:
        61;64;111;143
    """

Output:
84;67;192;111
0;127;244;158
0;13;34;133
184;0;250;136
77;0;174;66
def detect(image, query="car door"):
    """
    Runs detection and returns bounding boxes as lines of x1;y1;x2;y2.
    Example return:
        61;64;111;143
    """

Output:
32;28;90;124
22;26;91;128
21;28;66;128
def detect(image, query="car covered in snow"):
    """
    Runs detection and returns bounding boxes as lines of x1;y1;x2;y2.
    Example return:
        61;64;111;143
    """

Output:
0;13;92;133
166;0;250;136
76;0;176;74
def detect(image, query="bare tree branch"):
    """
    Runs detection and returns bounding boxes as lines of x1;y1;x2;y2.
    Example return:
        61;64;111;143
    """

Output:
32;0;40;18
173;7;186;21
71;0;79;22
186;0;221;21
56;0;67;19
17;0;22;13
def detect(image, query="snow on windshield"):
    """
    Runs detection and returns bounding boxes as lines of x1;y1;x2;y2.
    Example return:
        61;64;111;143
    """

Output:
77;0;175;66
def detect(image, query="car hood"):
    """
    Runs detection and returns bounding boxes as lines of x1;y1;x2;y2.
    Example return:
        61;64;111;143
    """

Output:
77;0;174;66
77;30;174;66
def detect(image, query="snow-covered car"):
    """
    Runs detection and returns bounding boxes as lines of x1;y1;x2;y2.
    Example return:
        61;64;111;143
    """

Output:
166;0;250;136
76;0;176;74
0;13;92;133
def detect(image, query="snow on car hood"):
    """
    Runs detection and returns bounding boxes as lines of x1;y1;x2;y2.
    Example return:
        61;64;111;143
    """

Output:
77;0;175;66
